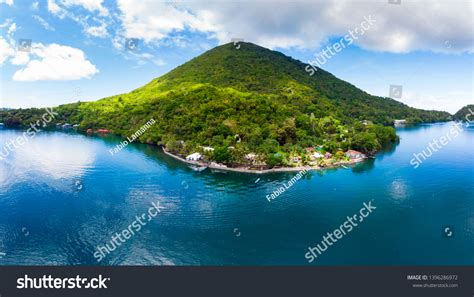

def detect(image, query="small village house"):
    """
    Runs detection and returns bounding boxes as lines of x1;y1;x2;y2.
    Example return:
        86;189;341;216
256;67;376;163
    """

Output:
345;150;366;160
186;152;203;161
292;156;301;163
245;153;257;161
309;152;323;161
394;119;407;127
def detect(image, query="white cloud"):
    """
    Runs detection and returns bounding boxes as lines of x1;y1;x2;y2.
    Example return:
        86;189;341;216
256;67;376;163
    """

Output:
62;0;108;15
0;36;15;64
0;19;13;29
11;51;30;65
7;23;16;35
31;1;39;10
12;43;98;81
0;0;13;6
124;51;166;67
46;0;110;39
84;22;107;37
47;0;65;16
48;0;108;16
117;0;208;42
116;0;473;54
33;15;55;31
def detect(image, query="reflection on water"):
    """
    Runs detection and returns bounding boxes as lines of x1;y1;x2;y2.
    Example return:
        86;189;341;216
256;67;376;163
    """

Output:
390;179;409;201
0;132;96;191
0;122;472;265
14;135;95;179
351;158;375;174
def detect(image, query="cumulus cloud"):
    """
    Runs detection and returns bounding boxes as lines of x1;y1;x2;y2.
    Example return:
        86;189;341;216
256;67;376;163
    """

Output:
0;0;13;6
84;22;107;37
116;0;202;42
12;43;98;81
11;51;30;65
0;21;18;65
116;0;473;54
48;0;108;16
47;0;111;40
62;0;108;15
0;36;15;64
47;0;64;16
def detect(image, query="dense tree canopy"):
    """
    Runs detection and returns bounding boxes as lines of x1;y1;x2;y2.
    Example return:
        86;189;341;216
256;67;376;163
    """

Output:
0;43;451;167
453;105;474;121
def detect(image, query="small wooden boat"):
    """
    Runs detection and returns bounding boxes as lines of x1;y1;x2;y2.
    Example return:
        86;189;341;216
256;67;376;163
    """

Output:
190;165;208;172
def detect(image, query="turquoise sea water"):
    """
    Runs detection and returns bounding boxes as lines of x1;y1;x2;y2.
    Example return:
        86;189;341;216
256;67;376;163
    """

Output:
0;122;472;265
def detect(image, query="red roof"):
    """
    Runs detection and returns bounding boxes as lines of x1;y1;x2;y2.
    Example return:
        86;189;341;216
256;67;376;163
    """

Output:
305;147;315;152
346;150;363;155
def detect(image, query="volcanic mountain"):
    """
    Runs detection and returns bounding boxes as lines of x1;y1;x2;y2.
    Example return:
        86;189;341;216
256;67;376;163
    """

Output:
1;42;451;163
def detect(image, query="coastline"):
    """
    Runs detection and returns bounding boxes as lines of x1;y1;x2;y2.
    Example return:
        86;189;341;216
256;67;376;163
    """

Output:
161;147;366;174
0;127;368;174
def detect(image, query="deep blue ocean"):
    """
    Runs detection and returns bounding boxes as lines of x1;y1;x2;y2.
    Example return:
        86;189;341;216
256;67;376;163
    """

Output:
0;122;472;265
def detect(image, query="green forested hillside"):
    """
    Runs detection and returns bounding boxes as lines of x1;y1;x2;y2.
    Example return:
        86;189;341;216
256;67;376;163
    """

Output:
0;42;451;167
453;105;474;121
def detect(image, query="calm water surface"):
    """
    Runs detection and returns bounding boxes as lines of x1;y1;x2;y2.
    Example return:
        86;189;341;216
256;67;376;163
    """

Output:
0;122;472;265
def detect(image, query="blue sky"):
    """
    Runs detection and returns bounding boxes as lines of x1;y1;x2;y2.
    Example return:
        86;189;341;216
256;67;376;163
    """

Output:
0;0;472;113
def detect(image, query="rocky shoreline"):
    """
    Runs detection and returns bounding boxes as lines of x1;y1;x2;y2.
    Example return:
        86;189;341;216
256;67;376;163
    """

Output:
161;147;366;174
